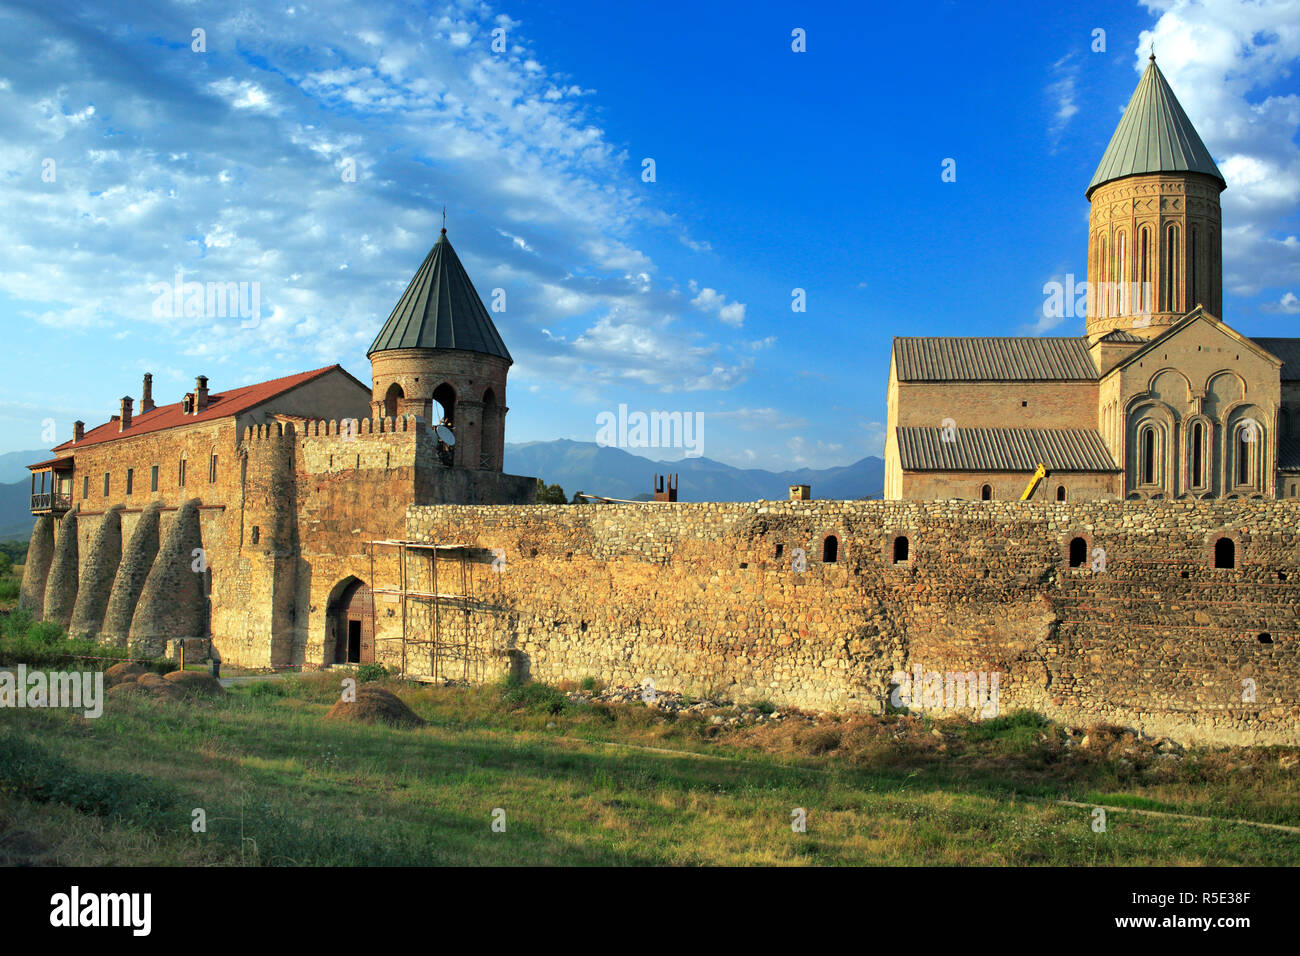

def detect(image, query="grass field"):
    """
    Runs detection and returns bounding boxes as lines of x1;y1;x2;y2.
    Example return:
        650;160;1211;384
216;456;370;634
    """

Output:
1;666;1298;866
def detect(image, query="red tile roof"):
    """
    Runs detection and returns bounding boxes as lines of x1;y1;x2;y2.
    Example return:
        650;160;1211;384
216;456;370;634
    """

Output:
50;365;345;453
28;456;74;470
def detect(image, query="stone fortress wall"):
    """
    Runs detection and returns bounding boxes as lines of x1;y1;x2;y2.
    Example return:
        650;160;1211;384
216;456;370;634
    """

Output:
19;419;1300;747
381;498;1299;747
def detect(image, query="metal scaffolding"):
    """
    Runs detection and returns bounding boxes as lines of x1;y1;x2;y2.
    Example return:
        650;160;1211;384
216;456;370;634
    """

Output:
367;540;493;682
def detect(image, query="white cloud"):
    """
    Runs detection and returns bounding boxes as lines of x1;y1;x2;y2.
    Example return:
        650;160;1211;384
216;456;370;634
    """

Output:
1136;0;1300;296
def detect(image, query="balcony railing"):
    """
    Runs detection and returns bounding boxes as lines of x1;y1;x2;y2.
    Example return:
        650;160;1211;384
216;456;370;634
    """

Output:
30;491;72;514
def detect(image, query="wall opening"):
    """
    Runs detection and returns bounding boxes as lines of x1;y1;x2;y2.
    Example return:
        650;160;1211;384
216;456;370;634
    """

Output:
1068;537;1087;568
822;535;838;563
980;484;992;501
1258;632;1274;645
774;543;784;559
1140;426;1155;484
383;382;404;419
328;577;373;665
1214;537;1235;569
1056;485;1066;501
892;535;909;564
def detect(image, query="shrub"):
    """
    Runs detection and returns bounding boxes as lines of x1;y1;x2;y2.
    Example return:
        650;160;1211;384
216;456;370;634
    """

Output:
355;663;389;683
753;700;776;715
0;578;18;603
500;680;568;715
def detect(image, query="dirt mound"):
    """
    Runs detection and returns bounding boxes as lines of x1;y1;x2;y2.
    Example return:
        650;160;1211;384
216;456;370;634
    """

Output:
163;670;226;697
106;682;151;699
324;684;424;729
136;671;167;688
103;661;150;687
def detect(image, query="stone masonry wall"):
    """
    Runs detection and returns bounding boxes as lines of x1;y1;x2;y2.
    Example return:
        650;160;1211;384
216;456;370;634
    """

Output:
394;498;1300;747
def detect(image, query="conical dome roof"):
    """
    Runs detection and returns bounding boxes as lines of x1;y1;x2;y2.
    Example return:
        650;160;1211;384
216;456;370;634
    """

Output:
367;229;513;362
1086;56;1225;198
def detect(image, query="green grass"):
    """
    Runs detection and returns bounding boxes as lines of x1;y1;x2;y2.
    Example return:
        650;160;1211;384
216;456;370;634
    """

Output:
1;673;1297;866
0;609;174;673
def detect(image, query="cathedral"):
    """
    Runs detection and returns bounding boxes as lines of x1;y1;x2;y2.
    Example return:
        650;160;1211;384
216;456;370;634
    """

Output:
884;56;1300;502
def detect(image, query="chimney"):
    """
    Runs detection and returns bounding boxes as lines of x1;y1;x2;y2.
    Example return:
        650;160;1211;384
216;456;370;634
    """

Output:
73;421;84;443
653;473;678;502
789;484;811;501
119;396;133;432
141;372;155;413
194;376;209;413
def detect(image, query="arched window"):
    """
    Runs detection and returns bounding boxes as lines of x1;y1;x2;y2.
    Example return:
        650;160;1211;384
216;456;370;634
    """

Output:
980;484;992;501
1236;425;1251;486
1188;226;1199;307
822;535;839;563
1192;421;1204;488
1117;232;1128;314
1139;227;1151;315
383;382;403;419
1097;237;1108;317
892;535;909;564
1068;537;1087;568
1056;485;1066;501
1214;537;1235;569
1163;224;1179;312
1140;426;1155;485
432;382;456;427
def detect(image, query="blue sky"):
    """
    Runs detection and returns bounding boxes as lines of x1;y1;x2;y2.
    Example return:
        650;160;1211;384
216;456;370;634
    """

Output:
0;0;1297;468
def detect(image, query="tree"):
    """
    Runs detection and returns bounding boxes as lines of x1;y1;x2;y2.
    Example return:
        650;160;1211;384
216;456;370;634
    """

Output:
570;490;588;504
535;479;567;504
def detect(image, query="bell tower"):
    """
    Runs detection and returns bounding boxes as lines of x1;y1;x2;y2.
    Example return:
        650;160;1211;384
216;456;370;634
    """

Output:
1085;55;1226;341
367;226;513;471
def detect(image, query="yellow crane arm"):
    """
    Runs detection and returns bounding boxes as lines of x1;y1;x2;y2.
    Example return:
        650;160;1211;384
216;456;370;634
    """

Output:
1020;463;1047;501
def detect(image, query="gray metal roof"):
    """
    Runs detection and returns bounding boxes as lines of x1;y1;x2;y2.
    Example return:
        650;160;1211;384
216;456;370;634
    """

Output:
1252;338;1300;381
368;230;513;362
1087;57;1225;198
893;337;1099;382
897;427;1119;472
1097;329;1147;344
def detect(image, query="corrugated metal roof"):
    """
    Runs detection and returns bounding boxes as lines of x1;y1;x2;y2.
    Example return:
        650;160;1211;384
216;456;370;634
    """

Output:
1087;56;1225;198
892;337;1099;382
897;427;1119;472
1252;338;1300;381
1097;329;1146;344
367;230;512;362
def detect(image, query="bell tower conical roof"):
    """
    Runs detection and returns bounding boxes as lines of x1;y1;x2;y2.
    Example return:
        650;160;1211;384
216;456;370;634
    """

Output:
1086;56;1225;198
367;228;513;363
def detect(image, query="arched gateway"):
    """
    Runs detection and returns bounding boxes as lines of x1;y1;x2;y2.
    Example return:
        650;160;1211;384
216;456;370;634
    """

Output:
327;577;374;665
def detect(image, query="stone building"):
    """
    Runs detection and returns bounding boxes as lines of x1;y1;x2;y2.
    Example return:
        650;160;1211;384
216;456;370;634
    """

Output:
885;56;1300;503
20;228;535;668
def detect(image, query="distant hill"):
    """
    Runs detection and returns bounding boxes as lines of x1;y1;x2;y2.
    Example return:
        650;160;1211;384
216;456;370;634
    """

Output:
0;448;50;484
0;479;34;541
505;439;884;502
